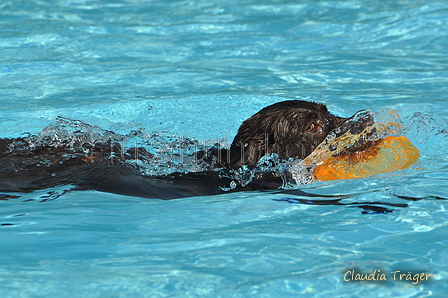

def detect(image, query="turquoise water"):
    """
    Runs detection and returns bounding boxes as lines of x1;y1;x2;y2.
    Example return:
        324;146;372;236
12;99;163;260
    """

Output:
1;0;448;297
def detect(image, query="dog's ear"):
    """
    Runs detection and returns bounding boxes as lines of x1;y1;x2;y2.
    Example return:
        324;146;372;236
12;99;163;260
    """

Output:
228;112;266;166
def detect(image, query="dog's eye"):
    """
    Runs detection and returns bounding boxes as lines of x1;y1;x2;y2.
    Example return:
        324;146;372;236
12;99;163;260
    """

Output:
306;122;320;133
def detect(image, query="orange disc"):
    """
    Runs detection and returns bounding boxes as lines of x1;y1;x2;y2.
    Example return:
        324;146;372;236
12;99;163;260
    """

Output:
313;136;420;181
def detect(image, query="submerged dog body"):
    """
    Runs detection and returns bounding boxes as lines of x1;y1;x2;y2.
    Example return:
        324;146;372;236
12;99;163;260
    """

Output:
0;100;348;199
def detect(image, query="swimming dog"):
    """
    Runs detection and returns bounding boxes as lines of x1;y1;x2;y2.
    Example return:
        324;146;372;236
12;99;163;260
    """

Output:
0;100;351;199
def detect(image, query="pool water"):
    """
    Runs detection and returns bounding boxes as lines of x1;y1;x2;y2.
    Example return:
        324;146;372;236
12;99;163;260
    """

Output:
1;0;448;297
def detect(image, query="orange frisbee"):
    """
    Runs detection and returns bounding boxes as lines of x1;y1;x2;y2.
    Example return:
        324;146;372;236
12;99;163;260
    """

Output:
313;136;420;181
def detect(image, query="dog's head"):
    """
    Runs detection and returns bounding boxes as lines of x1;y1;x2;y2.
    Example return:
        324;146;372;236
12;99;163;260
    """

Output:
229;100;347;166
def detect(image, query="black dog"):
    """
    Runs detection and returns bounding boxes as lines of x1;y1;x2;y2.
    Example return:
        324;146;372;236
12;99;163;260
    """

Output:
0;100;349;200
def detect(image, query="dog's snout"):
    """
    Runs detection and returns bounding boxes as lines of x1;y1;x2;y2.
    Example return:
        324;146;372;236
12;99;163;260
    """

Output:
333;111;375;137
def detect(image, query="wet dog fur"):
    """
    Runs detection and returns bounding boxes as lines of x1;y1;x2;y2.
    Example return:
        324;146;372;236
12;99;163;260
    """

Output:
229;100;346;166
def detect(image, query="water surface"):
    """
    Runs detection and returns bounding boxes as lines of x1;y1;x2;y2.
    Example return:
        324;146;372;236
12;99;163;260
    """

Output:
1;0;448;297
